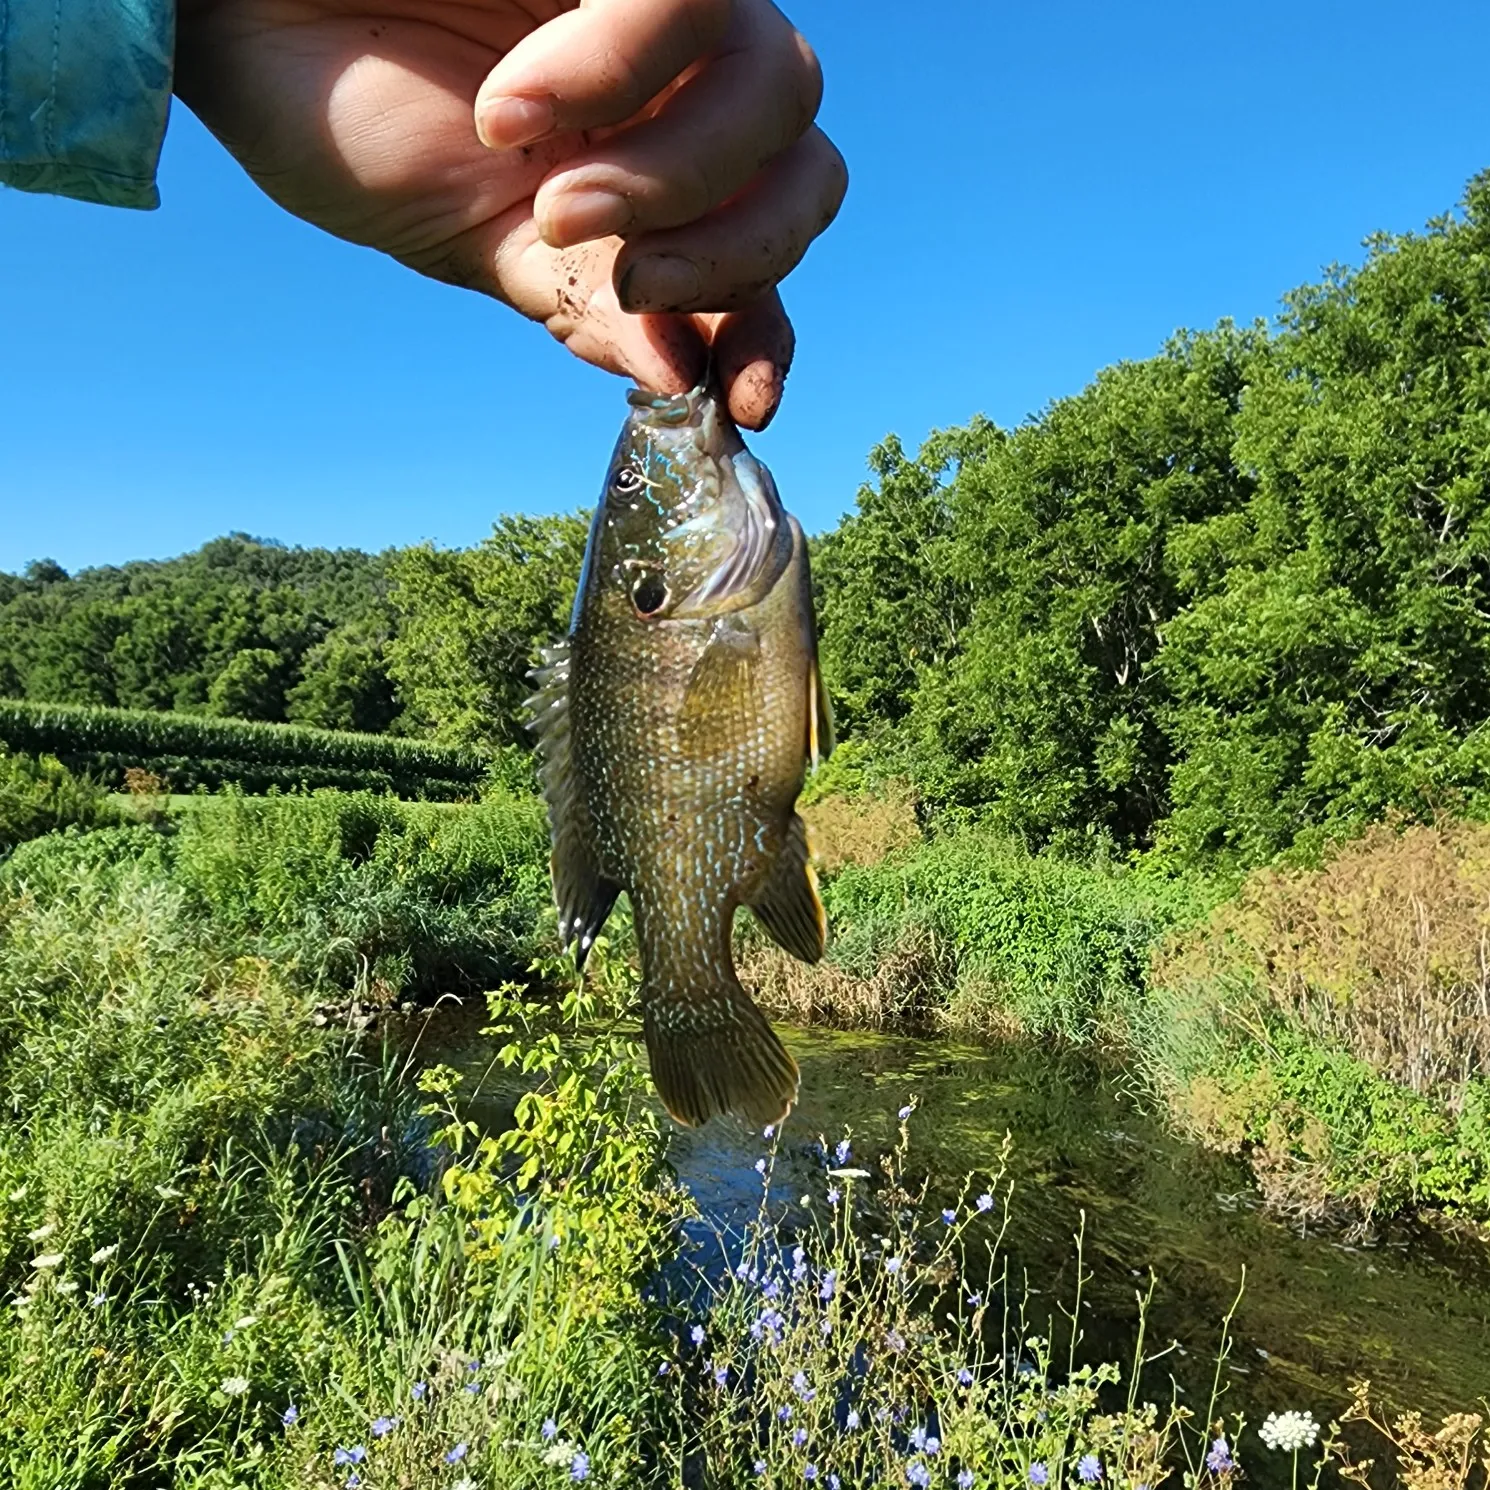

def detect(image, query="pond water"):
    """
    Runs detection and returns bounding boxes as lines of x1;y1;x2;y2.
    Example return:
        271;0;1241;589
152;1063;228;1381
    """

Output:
407;1004;1490;1426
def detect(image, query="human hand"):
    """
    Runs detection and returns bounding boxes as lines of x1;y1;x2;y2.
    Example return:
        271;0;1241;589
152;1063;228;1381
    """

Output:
174;0;846;429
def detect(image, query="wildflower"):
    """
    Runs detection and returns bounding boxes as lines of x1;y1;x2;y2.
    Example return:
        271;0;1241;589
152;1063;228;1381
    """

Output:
1206;1437;1234;1473
713;1363;729;1387
657;1361;671;1376
763;1278;782;1301
571;1451;590;1481
1078;1455;1103;1482
89;1291;107;1307
543;1418;558;1441
445;1443;468;1464
907;1465;931;1488
465;1379;481;1394
826;1186;841;1206
221;1377;249;1398
548;1233;562;1250
371;1416;398;1438
886;1328;906;1352
957;1367;974;1387
793;1428;808;1447
793;1370;816;1402
805;1467;818;1482
830;1477;841;1489
282;1404;299;1428
778;1404;793;1421
27;1224;56;1242
334;1447;367;1466
899;1104;913;1119
764;1125;775;1139
885;1256;902;1274
755;1158;767;1175
941;1209;956;1225
975;1193;994;1212
346;1475;361;1489
819;1270;837;1302
910;1426;928;1451
834;1139;852;1164
1259;1412;1318;1453
690;1323;706;1347
819;1317;832;1337
411;1381;427;1401
1029;1465;1049;1486
754;1462;767;1477
958;1474;975;1489
965;1291;982;1307
31;1253;63;1270
845;1410;861;1431
791;1245;808;1281
927;1438;941;1455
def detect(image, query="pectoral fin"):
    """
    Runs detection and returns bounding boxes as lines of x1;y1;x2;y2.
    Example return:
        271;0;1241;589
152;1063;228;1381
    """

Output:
680;618;760;753
525;640;619;968
748;813;827;964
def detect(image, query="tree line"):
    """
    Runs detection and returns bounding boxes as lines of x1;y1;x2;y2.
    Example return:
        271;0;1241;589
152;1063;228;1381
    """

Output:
5;171;1488;868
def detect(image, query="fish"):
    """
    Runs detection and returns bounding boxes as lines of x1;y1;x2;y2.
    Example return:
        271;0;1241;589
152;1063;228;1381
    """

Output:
527;382;835;1128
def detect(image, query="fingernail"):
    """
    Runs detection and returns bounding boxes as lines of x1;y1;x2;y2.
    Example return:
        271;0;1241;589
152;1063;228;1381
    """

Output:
544;190;634;247
618;255;703;312
476;94;555;149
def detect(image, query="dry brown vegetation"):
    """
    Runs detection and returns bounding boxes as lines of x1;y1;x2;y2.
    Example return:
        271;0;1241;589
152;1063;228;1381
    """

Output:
1153;819;1490;1108
799;786;921;875
1332;1380;1490;1490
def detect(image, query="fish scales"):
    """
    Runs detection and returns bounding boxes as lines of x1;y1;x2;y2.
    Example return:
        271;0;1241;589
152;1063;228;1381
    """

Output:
528;383;834;1127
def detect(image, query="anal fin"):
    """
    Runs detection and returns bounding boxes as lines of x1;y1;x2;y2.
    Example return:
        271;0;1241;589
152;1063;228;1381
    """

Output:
748;813;827;964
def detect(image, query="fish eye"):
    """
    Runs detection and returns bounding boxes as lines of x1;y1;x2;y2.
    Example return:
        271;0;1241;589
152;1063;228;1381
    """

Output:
612;466;644;495
631;571;668;617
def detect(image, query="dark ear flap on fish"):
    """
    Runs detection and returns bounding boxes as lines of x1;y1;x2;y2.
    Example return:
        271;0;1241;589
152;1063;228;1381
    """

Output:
679;617;761;753
526;640;619;968
748;814;827;964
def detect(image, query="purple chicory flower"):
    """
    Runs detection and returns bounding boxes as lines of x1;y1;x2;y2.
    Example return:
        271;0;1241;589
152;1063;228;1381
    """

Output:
371;1416;398;1438
898;1105;913;1120
958;1474;975;1489
834;1139;851;1164
885;1256;902;1274
282;1404;299;1428
845;1410;861;1431
910;1426;928;1451
713;1363;729;1387
570;1450;590;1481
886;1328;906;1351
778;1403;793;1422
543;1418;558;1441
1207;1438;1234;1474
754;1158;767;1175
753;1463;767;1477
957;1367;974;1387
411;1381;427;1401
826;1186;841;1206
445;1443;467;1465
942;1209;956;1225
819;1270;837;1302
333;1447;367;1467
793;1428;808;1447
805;1467;818;1482
690;1324;705;1347
907;1465;931;1489
1078;1455;1103;1483
1029;1465;1049;1487
976;1193;994;1212
658;1360;671;1375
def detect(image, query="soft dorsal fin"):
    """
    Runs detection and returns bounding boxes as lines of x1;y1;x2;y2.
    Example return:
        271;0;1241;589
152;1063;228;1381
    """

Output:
525;640;619;969
748;813;826;964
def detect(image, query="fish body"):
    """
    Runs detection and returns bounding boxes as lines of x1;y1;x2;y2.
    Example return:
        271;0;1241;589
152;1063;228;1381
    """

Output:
528;384;833;1127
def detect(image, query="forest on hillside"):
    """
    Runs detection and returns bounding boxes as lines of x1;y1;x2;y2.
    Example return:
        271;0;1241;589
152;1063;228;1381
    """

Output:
5;170;1488;870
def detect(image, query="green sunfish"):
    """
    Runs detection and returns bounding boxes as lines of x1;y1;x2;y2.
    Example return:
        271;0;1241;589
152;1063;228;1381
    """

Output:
528;383;834;1127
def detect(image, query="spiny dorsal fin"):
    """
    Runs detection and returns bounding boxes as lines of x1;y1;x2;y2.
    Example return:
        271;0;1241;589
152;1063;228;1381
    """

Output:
525;640;618;968
748;813;827;964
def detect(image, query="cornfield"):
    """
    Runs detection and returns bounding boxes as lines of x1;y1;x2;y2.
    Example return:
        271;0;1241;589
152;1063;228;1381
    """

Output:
0;699;488;801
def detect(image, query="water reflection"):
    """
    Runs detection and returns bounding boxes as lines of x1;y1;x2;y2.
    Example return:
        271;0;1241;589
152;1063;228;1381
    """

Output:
407;1003;1490;1423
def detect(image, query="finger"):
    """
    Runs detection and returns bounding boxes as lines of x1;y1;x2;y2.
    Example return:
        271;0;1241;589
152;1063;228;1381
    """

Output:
613;127;846;314
705;292;796;431
533;9;823;248
474;0;730;151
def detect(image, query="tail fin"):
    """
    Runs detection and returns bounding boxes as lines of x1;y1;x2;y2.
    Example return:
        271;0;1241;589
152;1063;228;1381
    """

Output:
643;976;799;1129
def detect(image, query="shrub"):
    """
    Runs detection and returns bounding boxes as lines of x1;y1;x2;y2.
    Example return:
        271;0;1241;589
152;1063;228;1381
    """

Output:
0;749;111;852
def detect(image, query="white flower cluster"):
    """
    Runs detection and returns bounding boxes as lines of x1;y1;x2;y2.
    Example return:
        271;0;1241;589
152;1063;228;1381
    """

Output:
1259;1411;1319;1453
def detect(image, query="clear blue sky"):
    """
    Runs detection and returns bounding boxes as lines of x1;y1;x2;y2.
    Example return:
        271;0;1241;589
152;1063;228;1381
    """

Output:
2;0;1488;576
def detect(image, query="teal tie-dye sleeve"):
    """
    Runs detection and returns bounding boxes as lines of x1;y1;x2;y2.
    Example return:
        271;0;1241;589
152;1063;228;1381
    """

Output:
0;0;174;210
